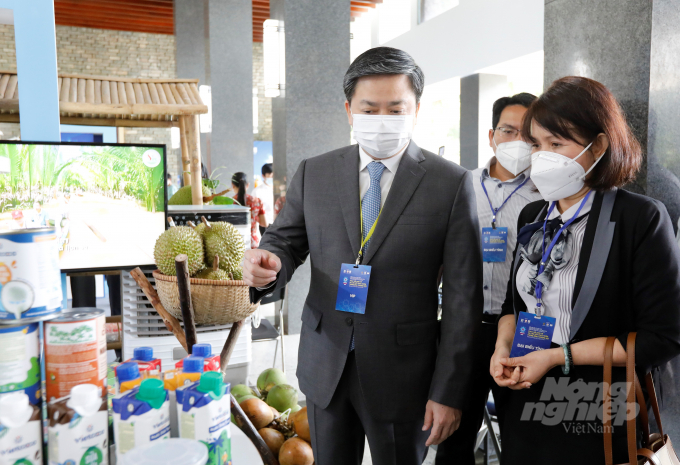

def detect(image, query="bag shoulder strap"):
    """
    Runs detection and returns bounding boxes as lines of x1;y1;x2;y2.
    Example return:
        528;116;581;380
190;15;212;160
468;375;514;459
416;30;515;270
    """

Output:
604;336;616;465
645;372;665;438
626;332;638;465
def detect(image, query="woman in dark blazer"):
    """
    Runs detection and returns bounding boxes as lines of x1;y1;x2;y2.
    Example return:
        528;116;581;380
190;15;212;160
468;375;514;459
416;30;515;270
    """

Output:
490;76;680;464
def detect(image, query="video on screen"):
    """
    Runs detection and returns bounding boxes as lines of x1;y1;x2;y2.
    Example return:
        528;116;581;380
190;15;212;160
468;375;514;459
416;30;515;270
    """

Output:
0;142;166;271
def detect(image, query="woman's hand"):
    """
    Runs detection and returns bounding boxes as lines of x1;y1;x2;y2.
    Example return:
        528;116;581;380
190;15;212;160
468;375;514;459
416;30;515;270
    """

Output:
500;348;564;389
490;343;523;388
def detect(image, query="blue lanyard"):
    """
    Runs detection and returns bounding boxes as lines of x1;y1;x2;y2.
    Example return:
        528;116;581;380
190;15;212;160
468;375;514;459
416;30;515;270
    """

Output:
480;173;529;229
534;191;593;315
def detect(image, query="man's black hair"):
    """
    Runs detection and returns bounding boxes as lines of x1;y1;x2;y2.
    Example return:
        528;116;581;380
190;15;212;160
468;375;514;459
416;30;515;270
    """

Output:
343;47;425;104
492;92;537;129
261;163;273;176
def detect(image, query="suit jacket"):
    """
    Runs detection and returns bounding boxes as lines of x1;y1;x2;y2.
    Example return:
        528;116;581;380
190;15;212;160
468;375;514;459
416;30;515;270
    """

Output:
501;188;680;374
252;141;483;422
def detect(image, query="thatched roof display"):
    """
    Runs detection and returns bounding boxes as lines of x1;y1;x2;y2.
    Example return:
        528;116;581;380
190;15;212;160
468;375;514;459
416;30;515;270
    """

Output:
0;71;208;127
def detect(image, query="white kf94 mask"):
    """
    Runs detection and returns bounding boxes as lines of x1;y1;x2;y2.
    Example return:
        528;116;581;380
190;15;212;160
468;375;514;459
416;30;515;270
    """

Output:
531;142;603;201
493;138;533;176
352;113;415;159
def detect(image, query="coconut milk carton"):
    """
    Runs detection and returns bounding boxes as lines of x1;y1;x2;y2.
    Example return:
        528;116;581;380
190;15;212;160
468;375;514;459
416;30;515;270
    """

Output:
179;372;231;465
112;378;170;457
0;392;42;465
48;384;108;465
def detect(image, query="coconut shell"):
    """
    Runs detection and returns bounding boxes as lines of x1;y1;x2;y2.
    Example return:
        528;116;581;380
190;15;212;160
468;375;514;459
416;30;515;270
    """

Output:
291;406;311;442
240;397;274;430
259;427;285;456
279;437;314;465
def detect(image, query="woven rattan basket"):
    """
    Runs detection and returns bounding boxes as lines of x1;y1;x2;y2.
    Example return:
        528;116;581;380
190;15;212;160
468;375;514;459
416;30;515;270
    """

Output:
153;270;259;325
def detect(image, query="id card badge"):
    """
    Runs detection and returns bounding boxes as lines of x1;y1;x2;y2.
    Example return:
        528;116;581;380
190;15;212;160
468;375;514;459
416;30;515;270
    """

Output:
482;227;508;262
509;311;557;358
335;264;372;314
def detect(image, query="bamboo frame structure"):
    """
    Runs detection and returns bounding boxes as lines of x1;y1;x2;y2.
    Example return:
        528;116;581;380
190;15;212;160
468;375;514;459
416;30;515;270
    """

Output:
0;70;208;205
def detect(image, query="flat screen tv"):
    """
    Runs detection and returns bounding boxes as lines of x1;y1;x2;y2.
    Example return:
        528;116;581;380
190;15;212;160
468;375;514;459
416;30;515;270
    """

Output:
0;141;166;272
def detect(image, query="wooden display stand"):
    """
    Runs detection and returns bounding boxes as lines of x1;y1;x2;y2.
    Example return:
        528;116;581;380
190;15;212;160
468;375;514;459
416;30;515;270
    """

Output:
130;265;279;465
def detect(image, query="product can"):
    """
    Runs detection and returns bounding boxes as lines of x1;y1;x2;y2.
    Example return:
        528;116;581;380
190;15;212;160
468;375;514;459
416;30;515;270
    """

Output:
0;322;42;405
0;228;63;322
45;308;107;402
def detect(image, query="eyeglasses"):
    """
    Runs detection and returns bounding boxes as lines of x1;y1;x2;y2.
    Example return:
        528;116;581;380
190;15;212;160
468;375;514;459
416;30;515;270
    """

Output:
494;126;521;140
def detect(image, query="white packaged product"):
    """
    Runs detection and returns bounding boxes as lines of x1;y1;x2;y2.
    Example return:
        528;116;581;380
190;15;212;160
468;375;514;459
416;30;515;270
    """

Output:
179;372;231;465
0;392;42;464
48;384;108;465
112;378;170;457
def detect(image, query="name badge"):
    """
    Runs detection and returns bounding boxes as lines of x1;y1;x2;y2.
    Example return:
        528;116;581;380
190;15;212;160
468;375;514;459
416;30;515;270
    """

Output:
509;311;556;358
335;264;372;314
482;227;508;262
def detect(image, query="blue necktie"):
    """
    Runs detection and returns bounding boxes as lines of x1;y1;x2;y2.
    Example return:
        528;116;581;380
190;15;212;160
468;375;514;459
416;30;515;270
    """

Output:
350;161;386;352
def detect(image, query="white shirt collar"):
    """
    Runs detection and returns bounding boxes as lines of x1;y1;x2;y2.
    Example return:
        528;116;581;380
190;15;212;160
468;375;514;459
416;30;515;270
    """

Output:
482;156;531;184
359;144;408;174
547;191;595;222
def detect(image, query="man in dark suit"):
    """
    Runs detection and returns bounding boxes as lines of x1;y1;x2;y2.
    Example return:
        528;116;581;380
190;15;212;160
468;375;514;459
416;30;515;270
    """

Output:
244;47;483;465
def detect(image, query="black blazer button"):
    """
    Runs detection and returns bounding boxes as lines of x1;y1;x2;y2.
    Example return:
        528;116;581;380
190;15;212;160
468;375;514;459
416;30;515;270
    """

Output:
346;317;353;326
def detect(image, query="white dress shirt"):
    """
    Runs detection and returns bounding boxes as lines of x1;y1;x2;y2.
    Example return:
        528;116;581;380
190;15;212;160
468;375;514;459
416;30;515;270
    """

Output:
359;144;407;208
517;193;594;345
472;157;543;315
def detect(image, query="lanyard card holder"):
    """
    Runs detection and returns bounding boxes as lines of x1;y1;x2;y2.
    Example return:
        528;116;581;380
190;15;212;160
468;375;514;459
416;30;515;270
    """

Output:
509;311;556;358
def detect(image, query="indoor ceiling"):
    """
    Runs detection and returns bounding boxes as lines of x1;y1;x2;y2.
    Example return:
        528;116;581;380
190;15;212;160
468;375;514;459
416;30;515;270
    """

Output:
53;0;380;42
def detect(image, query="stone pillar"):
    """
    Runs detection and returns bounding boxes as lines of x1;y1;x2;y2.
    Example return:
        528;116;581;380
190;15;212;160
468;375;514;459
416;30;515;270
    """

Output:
459;73;507;170
208;0;253;186
544;0;680;438
174;0;253;187
271;0;351;334
174;0;209;177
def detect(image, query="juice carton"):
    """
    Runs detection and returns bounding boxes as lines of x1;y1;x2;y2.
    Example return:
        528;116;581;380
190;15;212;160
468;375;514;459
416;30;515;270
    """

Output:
179;372;231;465
0;392;42;464
176;356;204;388
163;369;180;438
176;344;220;372
116;347;162;377
112;378;170;457
116;362;142;393
48;384;108;465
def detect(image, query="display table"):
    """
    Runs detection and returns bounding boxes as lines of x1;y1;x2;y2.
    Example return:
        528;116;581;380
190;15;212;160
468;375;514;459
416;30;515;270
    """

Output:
231;426;265;464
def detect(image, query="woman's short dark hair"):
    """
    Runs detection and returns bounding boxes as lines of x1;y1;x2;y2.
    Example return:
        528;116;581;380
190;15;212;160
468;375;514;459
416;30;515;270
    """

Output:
343;47;425;104
522;76;641;190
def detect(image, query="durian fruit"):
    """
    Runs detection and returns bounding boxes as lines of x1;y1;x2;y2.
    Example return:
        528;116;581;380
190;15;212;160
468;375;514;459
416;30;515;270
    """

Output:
192;268;212;279
168;184;212;205
201;217;245;280
154;226;205;276
205;255;233;281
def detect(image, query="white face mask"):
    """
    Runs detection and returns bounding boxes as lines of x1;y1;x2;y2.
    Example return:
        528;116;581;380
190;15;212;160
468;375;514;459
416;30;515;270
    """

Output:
493;137;532;176
531;142;603;201
352;113;415;159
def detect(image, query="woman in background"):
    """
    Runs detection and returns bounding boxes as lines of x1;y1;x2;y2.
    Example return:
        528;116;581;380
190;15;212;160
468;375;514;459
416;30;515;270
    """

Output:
232;172;267;248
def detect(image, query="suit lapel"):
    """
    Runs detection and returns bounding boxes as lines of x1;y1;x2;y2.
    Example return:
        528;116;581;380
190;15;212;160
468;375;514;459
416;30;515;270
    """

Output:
362;141;426;265
569;188;618;339
334;145;362;258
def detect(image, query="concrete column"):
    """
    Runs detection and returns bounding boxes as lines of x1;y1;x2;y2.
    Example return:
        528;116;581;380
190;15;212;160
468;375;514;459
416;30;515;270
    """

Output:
175;0;253;187
271;0;351;334
174;0;209;175
459;73;507;170
208;0;253;186
544;0;680;439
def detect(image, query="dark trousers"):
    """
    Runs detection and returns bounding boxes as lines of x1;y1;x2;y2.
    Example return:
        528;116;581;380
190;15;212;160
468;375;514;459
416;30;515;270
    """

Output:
308;351;430;465
435;321;506;464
